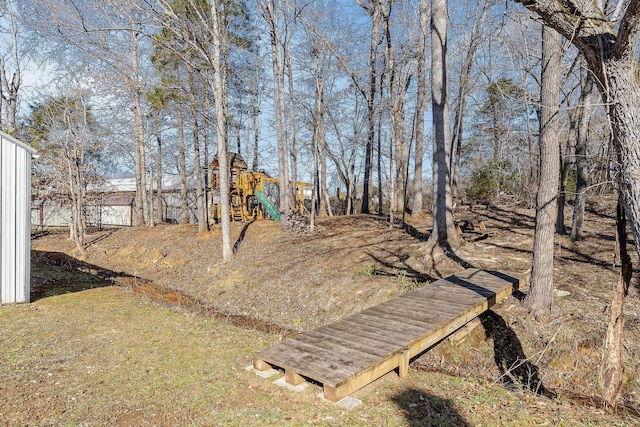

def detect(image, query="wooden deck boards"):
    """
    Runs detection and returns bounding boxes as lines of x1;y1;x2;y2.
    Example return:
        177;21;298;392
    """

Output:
253;268;529;402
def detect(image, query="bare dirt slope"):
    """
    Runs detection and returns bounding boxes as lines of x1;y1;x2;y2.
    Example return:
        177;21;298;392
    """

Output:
31;202;640;411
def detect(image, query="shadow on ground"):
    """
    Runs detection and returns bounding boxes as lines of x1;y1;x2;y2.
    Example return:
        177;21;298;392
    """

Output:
480;310;555;398
391;387;471;426
30;250;117;302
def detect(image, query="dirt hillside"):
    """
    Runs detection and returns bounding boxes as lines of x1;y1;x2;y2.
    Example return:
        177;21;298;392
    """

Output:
31;202;640;412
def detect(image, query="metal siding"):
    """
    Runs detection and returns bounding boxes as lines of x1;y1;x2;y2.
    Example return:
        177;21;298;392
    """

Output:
1;134;32;303
1;137;16;303
16;146;30;302
0;137;3;302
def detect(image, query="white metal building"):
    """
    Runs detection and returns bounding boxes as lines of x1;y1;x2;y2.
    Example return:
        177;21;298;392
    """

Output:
1;132;36;304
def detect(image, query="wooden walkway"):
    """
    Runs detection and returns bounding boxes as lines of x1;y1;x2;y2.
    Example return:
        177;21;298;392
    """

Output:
253;268;529;402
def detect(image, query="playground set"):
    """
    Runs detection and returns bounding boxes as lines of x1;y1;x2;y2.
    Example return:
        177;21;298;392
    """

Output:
209;153;311;223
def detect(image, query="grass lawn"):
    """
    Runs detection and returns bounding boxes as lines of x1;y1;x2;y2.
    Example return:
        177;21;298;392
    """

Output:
1;285;635;426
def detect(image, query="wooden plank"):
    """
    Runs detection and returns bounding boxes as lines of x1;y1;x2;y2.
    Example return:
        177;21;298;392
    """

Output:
350;311;428;338
412;281;497;298
327;318;413;347
406;281;496;298
314;325;399;354
381;297;468;318
304;329;394;358
425;270;520;292
340;314;425;343
257;342;356;385
371;301;455;322
376;301;473;331
398;298;487;316
454;269;524;290
323;352;401;402
324;305;497;398
279;338;378;377
252;269;529;402
409;288;494;306
287;335;380;366
319;321;408;349
431;280;499;297
360;304;441;330
399;291;487;310
396;291;473;310
405;300;491;359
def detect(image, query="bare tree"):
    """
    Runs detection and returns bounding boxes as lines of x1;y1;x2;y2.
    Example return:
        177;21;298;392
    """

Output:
19;0;154;226
515;0;640;405
175;69;190;224
412;0;428;214
426;0;461;252
356;0;383;215
145;87;171;224
570;68;595;242
0;0;20;133
258;0;292;225
186;68;208;233
209;0;232;260
326;90;362;216
524;25;562;315
26;91;98;255
450;0;490;200
382;0;412;216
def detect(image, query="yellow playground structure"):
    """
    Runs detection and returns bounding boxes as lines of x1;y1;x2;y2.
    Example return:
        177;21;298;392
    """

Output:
209;153;311;222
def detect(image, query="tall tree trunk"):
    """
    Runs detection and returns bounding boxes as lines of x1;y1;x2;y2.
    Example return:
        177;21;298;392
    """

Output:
210;0;232;260
525;26;562;315
188;71;207;233
312;51;322;219
129;15;148;227
412;0;428;214
571;69;594;242
284;31;297;202
311;92;319;229
133;86;148;226
313;51;331;217
66;143;85;255
383;0;410;216
252;46;261;171
360;1;381;214
145;138;155;228
515;0;640;405
263;0;291;225
155;127;164;224
599;67;640;261
427;0;459;251
376;96;384;216
176;93;189;224
204;84;212;226
516;0;640;264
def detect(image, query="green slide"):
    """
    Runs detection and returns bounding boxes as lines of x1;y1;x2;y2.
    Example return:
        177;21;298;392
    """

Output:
255;190;281;221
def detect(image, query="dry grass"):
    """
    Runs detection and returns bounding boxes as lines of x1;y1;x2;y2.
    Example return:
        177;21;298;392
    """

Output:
1;285;636;426
14;201;640;425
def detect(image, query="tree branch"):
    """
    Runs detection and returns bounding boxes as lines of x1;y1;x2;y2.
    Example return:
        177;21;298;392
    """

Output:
614;0;640;58
516;0;615;64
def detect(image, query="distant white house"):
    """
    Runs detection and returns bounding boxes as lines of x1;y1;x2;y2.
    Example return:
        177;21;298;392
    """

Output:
32;173;202;229
1;132;36;304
